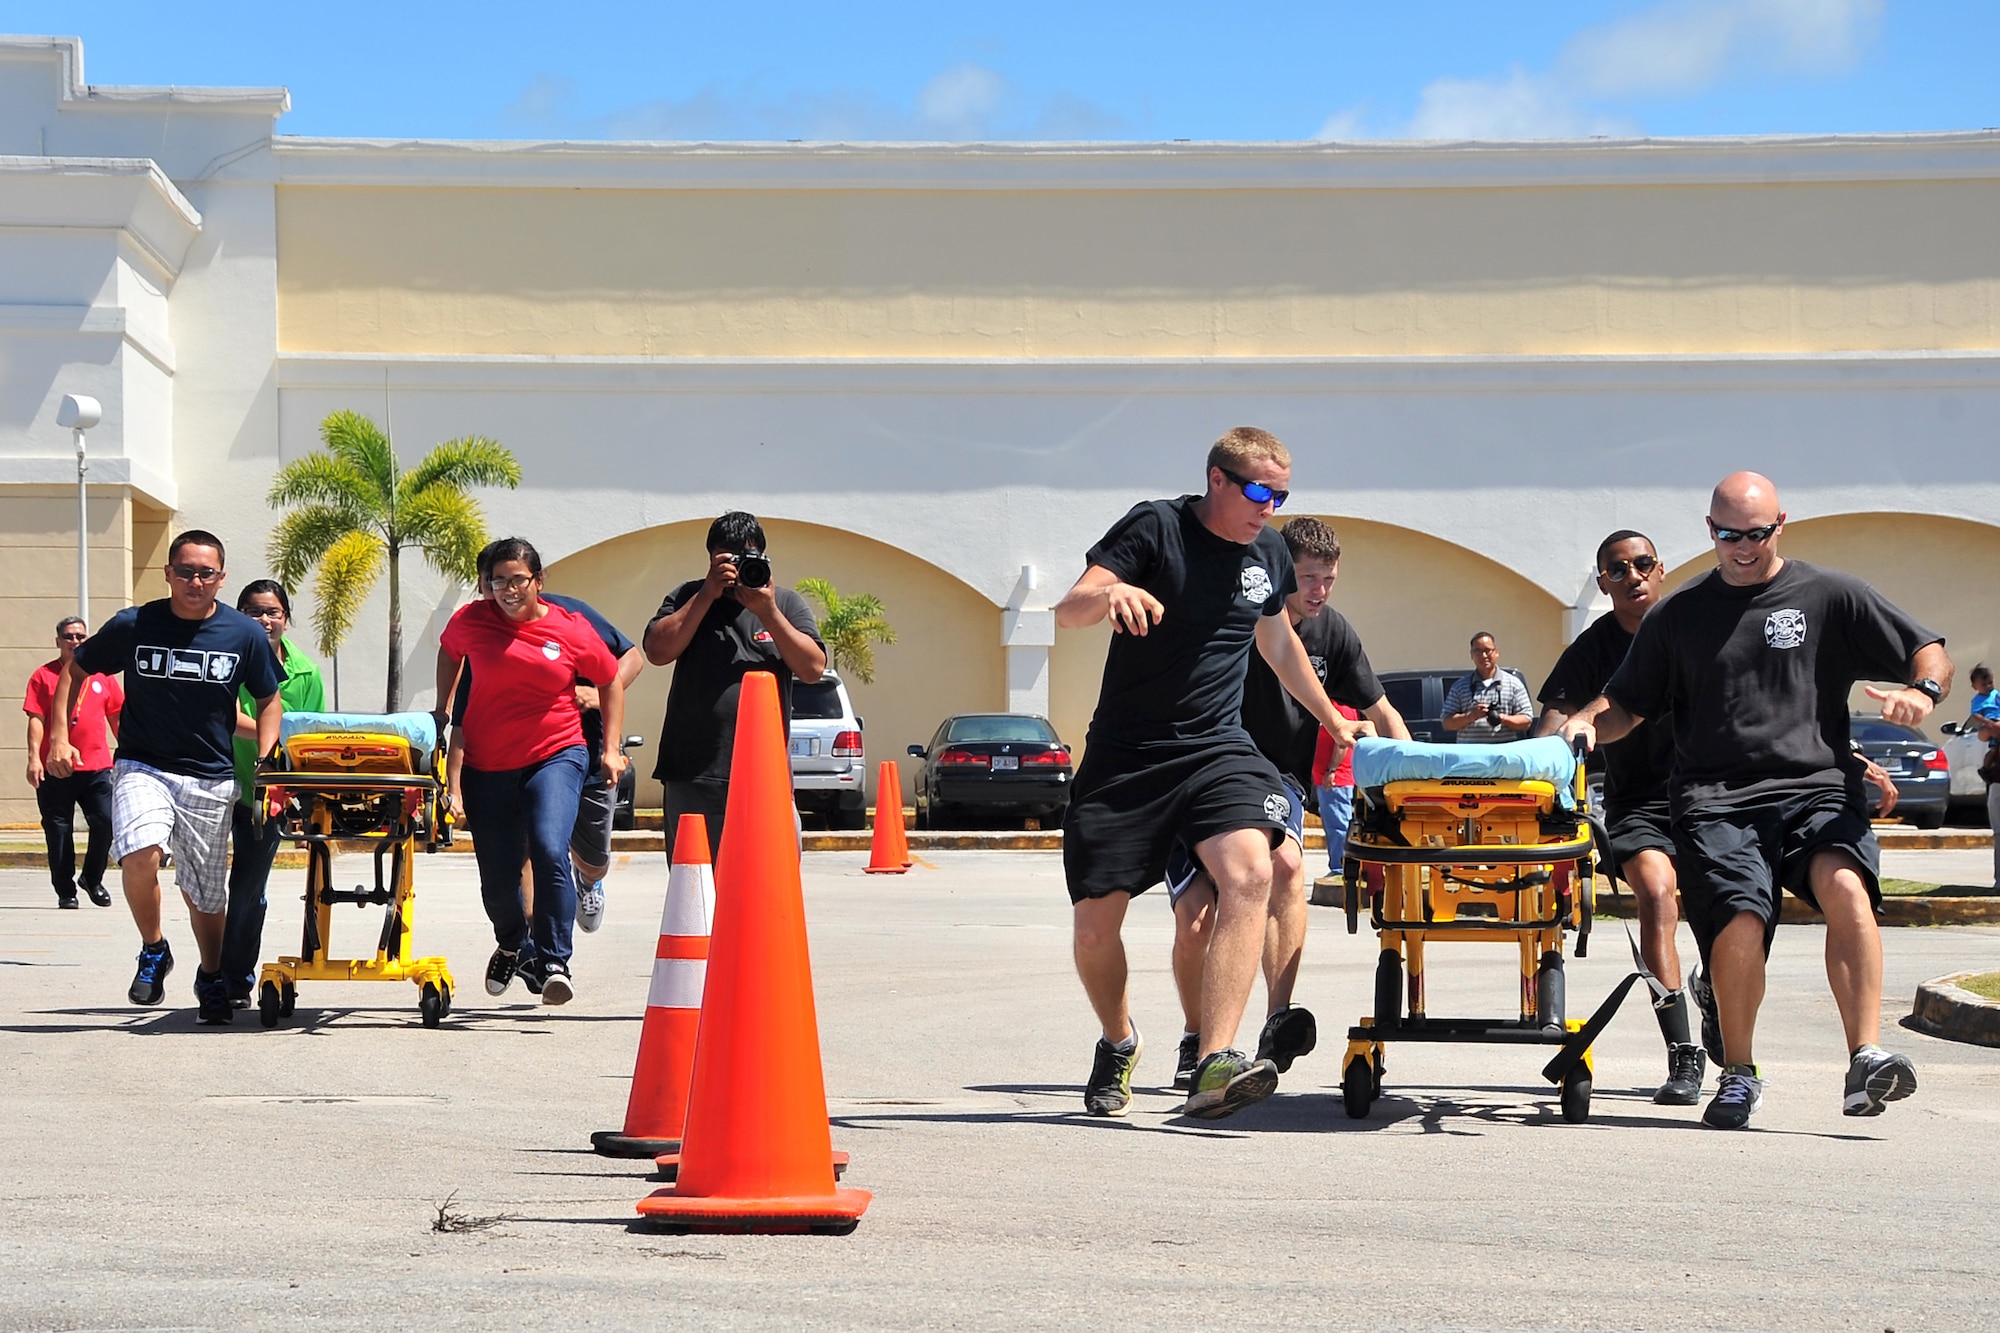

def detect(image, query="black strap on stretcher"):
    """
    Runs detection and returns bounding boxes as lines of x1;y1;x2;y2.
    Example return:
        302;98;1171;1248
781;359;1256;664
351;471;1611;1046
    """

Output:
1540;811;1672;1084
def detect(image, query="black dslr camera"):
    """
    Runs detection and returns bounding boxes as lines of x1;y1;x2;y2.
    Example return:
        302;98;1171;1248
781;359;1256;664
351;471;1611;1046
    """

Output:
732;550;772;590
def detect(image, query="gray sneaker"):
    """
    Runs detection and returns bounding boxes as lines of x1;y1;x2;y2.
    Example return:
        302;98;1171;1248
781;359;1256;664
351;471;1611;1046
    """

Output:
1084;1032;1142;1117
576;880;605;934
1843;1045;1916;1116
1688;965;1724;1066
1183;1048;1279;1120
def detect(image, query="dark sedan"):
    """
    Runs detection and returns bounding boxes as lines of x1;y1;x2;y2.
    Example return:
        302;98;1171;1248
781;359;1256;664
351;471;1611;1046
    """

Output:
909;714;1072;828
1852;716;1950;829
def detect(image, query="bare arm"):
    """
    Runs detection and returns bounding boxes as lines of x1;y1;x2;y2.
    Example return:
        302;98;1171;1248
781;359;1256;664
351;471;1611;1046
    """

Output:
43;660;86;779
597;675;629;787
234;704;259;741
445;727;466;820
24;716;44;788
574;645;646;713
434;644;463;724
735;586;828;683
1257;615;1374;748
252;691;282;763
644;552;736;666
1864;641;1954;727
1054;564;1164;635
1558;694;1645;752
1361;695;1412;742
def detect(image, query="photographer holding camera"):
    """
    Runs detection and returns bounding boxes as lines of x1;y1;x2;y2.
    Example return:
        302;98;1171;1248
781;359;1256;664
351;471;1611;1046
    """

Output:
644;511;827;860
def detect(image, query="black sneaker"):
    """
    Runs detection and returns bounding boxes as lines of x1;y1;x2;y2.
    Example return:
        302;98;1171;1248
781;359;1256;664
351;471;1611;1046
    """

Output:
1084;1032;1142;1117
1172;1033;1200;1091
128;939;174;1006
83;883;113;907
1184;1048;1279;1120
539;958;574;1006
194;968;232;1025
1702;1063;1762;1130
1655;1043;1706;1106
56;892;79;910
1843;1045;1917;1117
1688;965;1724;1066
517;945;545;996
484;946;521;996
1255;1006;1318;1075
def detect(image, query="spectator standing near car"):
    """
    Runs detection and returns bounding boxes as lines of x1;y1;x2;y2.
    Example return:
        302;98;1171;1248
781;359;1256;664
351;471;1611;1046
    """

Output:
436;537;626;1006
22;616;123;909
1562;472;1950;1130
1443;633;1533;743
1312;704;1362;877
642;512;826;862
221;581;325;1007
1971;665;2000;886
45;531;282;1023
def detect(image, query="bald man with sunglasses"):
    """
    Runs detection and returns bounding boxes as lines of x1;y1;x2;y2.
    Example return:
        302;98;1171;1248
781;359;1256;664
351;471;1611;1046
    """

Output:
1562;474;1950;1130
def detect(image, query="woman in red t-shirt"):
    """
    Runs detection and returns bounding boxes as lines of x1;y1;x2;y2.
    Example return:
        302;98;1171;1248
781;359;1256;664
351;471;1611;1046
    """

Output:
438;538;626;1006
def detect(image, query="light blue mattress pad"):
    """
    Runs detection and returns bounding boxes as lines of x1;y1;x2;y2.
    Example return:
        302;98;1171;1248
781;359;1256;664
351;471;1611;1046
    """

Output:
1349;735;1577;809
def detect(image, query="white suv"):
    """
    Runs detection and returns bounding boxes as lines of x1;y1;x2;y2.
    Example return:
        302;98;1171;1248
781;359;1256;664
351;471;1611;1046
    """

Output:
789;672;866;829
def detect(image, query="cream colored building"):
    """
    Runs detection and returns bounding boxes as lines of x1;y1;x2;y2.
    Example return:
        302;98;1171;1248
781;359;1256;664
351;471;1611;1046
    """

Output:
4;35;1998;821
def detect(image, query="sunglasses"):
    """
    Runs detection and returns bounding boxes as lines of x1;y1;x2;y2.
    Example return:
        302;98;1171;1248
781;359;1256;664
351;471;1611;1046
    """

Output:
1600;554;1660;583
1219;466;1289;509
58;632;88;642
1708;519;1780;545
169;564;223;584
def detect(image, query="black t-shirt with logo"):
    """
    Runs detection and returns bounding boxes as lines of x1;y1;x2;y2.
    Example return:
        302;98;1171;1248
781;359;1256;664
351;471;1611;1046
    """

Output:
1604;560;1941;817
74;600;283;781
1538;611;1674;815
650;582;824;783
1082;496;1297;749
1239;607;1383;791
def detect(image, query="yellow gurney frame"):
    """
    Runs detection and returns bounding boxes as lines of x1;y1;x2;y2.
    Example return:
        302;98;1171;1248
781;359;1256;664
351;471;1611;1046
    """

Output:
250;725;456;1029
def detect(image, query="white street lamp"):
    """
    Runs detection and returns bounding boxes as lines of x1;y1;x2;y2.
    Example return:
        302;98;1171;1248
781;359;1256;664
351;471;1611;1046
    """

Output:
56;394;101;623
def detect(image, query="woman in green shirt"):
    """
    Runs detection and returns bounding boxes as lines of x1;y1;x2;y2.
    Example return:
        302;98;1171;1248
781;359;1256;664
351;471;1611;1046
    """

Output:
220;581;326;1005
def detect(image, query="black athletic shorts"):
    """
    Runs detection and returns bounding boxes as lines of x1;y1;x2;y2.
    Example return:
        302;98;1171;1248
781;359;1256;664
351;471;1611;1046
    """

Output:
1604;798;1676;869
1671;785;1881;959
1063;737;1291;904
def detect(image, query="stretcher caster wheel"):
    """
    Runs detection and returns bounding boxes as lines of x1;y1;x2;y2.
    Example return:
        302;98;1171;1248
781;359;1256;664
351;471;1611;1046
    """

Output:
258;980;283;1029
1560;1063;1592;1124
1374;950;1402;1029
1342;1055;1376;1120
438;982;452;1018
279;980;296;1016
420;982;445;1029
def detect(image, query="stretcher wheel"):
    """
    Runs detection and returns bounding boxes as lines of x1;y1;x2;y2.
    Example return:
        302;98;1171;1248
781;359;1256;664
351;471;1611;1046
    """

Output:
1342;1055;1375;1119
258;980;283;1029
438;982;453;1018
1560;1062;1592;1124
420;982;445;1029
279;980;296;1016
1374;950;1402;1028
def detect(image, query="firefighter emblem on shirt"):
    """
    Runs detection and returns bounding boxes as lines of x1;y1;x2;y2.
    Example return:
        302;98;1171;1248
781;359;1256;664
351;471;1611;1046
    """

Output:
1764;609;1808;650
1240;566;1273;605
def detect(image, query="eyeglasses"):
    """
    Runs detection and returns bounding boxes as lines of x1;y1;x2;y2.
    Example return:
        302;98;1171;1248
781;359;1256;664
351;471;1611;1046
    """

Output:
169;565;223;584
1218;467;1289;509
58;632;88;643
1600;554;1661;582
486;574;536;594
245;606;288;621
1708;519;1780;545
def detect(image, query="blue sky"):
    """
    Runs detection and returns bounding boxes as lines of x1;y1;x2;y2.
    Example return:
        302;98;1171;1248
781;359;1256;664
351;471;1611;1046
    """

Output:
11;1;1997;141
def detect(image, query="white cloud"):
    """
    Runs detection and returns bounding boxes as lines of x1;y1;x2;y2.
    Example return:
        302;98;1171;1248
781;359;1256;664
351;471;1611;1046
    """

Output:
915;64;1008;133
1406;69;1635;141
1314;104;1368;141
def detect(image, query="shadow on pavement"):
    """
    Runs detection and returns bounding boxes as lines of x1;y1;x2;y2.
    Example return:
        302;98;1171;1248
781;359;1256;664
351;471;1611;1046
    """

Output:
0;1005;639;1036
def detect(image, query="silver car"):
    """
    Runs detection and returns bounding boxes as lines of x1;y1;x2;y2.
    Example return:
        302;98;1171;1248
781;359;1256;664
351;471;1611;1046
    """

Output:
789;672;867;829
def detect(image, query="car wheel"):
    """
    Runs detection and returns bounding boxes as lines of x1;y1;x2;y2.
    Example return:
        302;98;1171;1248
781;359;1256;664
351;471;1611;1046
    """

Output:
833;803;868;831
928;802;952;830
1911;806;1947;830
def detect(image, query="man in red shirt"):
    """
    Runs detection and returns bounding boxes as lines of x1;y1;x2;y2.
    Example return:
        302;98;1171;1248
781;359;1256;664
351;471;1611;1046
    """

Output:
22;616;124;908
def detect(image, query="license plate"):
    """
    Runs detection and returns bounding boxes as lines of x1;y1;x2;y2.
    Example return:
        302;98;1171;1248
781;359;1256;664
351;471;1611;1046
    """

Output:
991;755;1019;771
1884;761;1907;775
789;738;815;758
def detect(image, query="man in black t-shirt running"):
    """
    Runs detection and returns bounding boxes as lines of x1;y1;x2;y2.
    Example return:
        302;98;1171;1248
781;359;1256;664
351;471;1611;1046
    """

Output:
1163;517;1410;1093
1055;428;1373;1121
1563;474;1950;1130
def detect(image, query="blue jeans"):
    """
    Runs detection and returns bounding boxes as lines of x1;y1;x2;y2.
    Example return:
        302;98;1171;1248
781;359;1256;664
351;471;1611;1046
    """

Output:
222;802;282;997
462;746;587;966
1318;784;1355;876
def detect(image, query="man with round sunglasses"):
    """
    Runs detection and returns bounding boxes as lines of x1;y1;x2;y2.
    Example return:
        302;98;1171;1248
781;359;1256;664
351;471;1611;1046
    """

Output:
1563;474;1950;1130
23;616;123;909
1055;426;1373;1121
1536;531;1705;1104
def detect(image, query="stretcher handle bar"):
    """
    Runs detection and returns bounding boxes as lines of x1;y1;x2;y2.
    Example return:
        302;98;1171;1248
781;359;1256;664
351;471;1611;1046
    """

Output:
1572;735;1591;811
254;772;439;792
1373;910;1567;932
1350;838;1593;866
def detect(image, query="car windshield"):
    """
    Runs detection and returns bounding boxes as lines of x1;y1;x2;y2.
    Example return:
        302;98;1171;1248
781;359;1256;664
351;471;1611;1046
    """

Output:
1383;678;1427;720
946;715;1058;744
1850;719;1924;744
790;681;846;720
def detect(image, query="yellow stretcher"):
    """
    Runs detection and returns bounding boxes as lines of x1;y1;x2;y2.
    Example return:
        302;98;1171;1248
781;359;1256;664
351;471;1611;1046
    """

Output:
1338;735;1609;1123
251;712;456;1029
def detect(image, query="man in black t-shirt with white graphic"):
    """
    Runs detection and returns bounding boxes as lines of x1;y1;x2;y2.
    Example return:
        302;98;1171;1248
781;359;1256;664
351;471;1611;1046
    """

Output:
1055;428;1374;1121
1563;474;1950;1130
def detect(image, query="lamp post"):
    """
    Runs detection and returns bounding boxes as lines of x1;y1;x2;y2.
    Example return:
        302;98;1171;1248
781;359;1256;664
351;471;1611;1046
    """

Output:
56;394;102;623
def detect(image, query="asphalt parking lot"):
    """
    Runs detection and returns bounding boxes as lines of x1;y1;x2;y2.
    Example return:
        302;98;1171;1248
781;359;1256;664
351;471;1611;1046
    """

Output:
2;848;1997;1330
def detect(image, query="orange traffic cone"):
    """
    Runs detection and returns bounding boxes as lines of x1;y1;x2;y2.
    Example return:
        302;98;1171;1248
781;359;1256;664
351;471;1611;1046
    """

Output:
863;760;911;874
591;814;716;1159
636;672;871;1233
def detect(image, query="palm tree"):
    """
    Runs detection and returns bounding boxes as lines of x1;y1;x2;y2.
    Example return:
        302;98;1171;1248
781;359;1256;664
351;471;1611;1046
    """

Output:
796;577;897;684
267;409;522;710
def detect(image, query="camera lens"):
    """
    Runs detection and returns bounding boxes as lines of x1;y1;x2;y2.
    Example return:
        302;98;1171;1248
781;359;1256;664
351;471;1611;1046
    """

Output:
736;552;772;589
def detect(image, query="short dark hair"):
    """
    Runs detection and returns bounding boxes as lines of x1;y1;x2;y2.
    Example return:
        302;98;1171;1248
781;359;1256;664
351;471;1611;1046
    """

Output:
55;615;86;636
236;579;291;618
706;511;765;554
1471;631;1496;648
1974;663;1994;688
477;537;543;580
168;529;225;565
1282;517;1341;565
1595;529;1655;571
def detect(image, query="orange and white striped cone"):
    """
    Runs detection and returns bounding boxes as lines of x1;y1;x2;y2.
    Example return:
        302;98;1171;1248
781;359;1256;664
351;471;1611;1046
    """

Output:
590;813;716;1158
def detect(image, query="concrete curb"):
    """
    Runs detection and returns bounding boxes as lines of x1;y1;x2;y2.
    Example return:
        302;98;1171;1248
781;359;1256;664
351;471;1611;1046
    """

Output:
1591;890;2000;927
1909;972;2000;1047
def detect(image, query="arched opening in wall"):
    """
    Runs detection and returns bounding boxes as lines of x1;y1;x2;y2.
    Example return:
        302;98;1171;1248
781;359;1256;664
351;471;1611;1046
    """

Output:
1046;514;1567;752
542;519;1002;812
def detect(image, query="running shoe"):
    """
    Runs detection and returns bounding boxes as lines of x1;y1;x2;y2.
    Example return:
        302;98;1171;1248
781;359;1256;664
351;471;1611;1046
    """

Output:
194;967;232;1026
56;892;78;910
128;939;174;1006
1183;1048;1279;1120
576;880;605;933
1083;1032;1142;1117
517;944;544;996
1688;965;1724;1066
1172;1033;1200;1091
1702;1063;1762;1130
1843;1045;1917;1117
484;946;521;996
1654;1043;1706;1106
83;883;113;907
539;958;574;1006
1255;1005;1318;1075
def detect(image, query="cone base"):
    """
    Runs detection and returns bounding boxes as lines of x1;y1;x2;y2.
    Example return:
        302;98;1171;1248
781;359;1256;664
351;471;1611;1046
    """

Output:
653;1149;848;1183
862;864;910;874
592;1131;682;1159
634;1187;873;1234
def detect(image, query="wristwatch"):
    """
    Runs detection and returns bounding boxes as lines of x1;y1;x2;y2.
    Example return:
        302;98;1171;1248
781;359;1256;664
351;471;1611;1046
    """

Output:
1910;678;1944;705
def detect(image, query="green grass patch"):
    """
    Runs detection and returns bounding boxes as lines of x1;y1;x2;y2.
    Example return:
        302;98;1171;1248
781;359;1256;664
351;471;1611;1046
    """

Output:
1877;879;1998;897
1958;973;2000;1002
